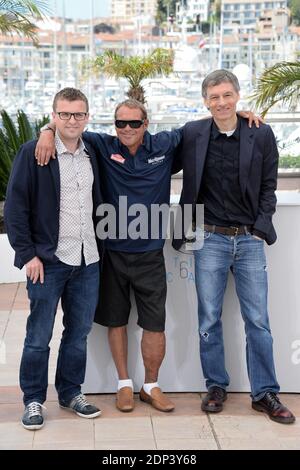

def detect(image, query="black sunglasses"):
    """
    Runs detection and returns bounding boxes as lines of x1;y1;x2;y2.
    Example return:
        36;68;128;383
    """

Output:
115;120;144;129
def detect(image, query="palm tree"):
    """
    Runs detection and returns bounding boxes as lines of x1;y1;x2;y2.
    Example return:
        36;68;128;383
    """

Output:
0;1;48;41
87;48;174;104
0;109;49;201
251;61;300;117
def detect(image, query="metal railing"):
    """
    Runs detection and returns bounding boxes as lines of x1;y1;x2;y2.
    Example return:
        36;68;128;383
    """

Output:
86;114;300;175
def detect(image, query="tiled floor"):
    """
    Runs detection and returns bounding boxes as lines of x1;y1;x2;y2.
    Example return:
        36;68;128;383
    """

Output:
0;283;299;450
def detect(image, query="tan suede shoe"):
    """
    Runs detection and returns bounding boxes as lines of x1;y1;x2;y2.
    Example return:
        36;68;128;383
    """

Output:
116;387;134;412
139;387;175;412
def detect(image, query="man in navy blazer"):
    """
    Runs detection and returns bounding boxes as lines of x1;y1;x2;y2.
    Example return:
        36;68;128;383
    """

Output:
4;88;102;430
173;70;295;424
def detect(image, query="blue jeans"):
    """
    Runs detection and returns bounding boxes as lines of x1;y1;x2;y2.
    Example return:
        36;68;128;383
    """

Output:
194;231;280;400
20;259;99;405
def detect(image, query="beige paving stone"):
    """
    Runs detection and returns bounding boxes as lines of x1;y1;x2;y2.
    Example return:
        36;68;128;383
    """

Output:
152;415;213;440
156;438;218;450
219;438;284;450
0;283;19;295
12;302;29;310
0;386;23;404
278;394;300;417
33;418;94;446
95;439;157;450
0;311;10;332
95;416;153;441
0;421;34;449
279;438;300;450
220;436;300;450
0;402;24;422
211;415;300;440
0;284;18;310
1;443;33;450
33;442;95;450
262;418;300;438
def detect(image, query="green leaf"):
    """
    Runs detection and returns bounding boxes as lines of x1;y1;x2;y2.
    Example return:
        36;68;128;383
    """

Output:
251;61;300;116
86;48;174;104
17;110;34;143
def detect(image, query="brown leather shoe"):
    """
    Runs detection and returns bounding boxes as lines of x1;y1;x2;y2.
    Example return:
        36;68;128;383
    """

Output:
139;387;175;412
252;392;295;424
201;386;227;413
116;387;134;412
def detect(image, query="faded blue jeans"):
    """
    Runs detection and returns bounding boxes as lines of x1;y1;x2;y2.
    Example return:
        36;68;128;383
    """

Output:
20;259;99;405
194;231;280;401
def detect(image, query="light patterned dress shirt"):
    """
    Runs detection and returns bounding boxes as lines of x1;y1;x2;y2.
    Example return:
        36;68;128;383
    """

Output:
54;133;99;266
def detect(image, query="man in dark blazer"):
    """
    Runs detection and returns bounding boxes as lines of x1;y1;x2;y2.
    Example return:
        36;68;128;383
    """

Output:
4;88;102;430
173;70;295;424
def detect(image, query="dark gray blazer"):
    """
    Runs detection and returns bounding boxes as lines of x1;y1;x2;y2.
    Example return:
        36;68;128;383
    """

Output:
172;117;279;250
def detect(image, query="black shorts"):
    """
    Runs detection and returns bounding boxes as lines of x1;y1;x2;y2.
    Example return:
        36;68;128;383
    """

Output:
96;249;167;332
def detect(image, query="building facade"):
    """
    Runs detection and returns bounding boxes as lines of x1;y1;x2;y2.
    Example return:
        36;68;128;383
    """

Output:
222;0;288;27
111;0;158;19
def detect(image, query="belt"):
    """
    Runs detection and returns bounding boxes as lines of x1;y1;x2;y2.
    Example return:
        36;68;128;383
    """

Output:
204;224;252;236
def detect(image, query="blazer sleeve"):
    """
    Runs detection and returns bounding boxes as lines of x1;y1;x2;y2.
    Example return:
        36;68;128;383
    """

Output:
253;126;279;237
4;144;36;267
171;127;184;174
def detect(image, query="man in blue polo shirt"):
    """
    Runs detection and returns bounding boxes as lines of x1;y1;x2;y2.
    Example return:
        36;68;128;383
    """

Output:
36;99;259;414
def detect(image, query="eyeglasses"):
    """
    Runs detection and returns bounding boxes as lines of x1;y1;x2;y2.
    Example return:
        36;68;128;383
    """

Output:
115;120;144;129
57;112;88;121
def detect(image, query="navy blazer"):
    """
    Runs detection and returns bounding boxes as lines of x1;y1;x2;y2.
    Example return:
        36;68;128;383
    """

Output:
4;139;103;269
172;117;279;250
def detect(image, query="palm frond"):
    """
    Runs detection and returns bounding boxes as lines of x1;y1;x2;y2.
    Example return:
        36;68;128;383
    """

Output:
34;114;50;136
0;110;20;154
17;110;34;142
0;1;49;17
88;48;174;103
0;109;49;200
0;1;50;41
251;61;300;116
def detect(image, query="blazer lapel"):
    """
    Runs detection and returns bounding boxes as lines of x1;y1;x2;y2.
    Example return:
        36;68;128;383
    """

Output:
194;119;212;196
49;157;60;205
239;120;255;196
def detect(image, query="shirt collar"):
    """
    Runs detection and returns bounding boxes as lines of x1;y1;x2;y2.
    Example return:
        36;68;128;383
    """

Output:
211;115;240;141
55;132;86;155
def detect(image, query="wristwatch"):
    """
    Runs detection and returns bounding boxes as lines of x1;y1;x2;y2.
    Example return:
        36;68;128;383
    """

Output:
40;124;55;133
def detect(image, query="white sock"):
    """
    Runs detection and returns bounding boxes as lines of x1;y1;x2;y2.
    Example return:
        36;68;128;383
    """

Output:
143;382;159;395
118;379;133;391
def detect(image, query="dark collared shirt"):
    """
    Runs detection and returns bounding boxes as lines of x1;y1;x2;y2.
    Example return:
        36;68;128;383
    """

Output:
83;129;182;252
197;117;257;228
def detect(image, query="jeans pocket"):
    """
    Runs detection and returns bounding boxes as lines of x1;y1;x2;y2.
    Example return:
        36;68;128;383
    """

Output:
203;230;212;240
251;235;264;242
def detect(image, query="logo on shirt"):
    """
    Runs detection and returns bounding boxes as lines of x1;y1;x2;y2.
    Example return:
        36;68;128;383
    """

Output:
110;153;125;164
147;155;166;165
